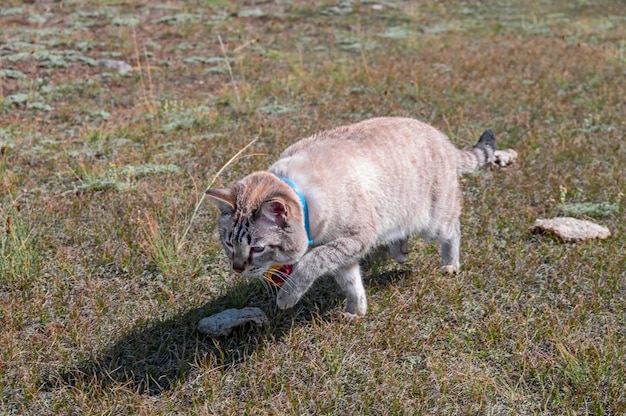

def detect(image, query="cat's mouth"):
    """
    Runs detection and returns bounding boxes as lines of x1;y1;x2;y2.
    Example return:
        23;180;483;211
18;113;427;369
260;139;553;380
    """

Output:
263;264;293;286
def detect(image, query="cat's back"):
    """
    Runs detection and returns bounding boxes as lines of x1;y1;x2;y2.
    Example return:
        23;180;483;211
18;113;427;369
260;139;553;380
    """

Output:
274;117;455;174
280;117;445;154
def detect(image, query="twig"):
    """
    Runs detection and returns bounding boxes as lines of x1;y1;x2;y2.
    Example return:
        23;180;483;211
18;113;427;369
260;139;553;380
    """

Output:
132;26;157;114
217;33;241;111
233;38;257;54
144;47;156;113
176;130;262;252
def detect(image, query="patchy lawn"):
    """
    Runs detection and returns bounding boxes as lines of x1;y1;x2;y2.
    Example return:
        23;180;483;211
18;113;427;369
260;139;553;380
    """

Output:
1;0;624;414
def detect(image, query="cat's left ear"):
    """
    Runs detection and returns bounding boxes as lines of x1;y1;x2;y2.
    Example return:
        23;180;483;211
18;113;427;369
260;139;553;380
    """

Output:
206;188;235;214
259;199;288;227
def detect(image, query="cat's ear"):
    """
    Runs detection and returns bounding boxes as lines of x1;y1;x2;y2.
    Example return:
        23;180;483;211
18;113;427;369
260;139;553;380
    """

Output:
259;199;288;227
206;188;235;214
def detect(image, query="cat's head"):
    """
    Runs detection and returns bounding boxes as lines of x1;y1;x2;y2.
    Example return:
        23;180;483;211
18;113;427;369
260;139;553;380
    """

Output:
206;171;309;276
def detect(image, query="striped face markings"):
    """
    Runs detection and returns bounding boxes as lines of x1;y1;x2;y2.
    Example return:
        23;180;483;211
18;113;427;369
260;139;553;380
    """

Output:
221;212;274;274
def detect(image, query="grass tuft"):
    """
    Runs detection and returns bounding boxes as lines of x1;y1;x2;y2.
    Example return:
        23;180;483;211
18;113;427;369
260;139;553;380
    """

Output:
0;192;41;289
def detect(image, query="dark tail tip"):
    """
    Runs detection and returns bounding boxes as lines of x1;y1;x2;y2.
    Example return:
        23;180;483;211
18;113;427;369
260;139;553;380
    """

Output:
475;129;496;151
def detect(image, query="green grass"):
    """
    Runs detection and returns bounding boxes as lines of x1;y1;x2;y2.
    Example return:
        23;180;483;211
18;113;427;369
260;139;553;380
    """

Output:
1;0;625;414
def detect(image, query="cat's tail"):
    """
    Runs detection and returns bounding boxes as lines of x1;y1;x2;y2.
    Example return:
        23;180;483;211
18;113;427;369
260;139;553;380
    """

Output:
457;129;496;175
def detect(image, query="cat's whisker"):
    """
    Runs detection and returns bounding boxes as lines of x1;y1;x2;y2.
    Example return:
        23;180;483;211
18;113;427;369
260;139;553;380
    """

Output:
259;277;275;298
280;275;299;292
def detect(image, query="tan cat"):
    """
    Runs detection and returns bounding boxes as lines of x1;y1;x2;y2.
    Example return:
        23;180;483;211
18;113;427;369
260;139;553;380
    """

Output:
207;117;496;316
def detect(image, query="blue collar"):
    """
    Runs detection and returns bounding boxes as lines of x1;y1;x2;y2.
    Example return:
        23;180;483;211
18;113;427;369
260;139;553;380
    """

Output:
280;177;313;245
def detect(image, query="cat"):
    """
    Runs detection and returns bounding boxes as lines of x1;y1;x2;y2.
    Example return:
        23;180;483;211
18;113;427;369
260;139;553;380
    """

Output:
206;117;496;316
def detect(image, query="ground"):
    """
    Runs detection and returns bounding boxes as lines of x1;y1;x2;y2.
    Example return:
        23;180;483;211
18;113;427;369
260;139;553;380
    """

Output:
1;0;625;414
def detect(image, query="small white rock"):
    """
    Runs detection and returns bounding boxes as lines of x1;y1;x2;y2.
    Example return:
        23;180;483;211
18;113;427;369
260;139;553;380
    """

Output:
531;217;611;242
98;59;133;74
198;307;269;337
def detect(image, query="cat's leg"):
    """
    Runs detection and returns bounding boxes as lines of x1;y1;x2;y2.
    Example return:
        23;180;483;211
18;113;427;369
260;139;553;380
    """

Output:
333;262;367;316
361;238;408;271
440;218;460;274
388;238;409;264
276;237;369;311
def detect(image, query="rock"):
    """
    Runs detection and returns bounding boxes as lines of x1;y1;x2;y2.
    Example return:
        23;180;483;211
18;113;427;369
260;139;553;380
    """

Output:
531;217;611;242
98;59;133;74
198;307;269;337
492;148;518;168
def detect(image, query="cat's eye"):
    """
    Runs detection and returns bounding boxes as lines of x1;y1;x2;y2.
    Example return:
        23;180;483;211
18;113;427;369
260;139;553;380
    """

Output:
250;246;265;254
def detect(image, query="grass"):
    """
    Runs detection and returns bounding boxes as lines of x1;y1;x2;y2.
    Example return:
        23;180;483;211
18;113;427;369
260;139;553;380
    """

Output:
1;0;625;414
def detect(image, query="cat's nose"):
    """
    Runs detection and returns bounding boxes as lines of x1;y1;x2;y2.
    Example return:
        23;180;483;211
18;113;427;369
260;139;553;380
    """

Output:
232;258;246;274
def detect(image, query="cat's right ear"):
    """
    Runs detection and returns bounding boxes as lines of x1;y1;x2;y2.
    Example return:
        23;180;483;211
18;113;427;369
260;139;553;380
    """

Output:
206;188;235;214
259;199;288;228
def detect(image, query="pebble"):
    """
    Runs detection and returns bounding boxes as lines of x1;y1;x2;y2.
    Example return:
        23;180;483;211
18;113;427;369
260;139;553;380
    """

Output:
531;217;611;242
198;307;269;337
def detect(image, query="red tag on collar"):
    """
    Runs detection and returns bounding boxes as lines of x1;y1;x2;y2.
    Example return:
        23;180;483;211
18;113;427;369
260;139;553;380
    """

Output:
264;264;293;286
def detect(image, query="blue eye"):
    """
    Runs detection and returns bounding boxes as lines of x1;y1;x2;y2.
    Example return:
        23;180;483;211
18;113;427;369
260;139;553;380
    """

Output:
250;246;265;253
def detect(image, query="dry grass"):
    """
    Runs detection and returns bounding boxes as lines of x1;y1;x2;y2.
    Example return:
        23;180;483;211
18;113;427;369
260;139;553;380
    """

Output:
1;0;625;414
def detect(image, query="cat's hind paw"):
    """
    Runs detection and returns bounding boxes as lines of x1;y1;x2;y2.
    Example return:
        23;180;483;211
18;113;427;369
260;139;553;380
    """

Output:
338;310;361;321
440;265;458;275
345;295;367;316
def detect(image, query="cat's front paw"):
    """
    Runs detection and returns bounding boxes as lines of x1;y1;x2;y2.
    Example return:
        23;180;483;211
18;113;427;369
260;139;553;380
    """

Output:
276;285;301;310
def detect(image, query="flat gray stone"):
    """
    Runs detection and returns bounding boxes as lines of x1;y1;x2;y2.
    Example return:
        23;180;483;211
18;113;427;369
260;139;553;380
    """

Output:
198;307;269;337
531;217;611;242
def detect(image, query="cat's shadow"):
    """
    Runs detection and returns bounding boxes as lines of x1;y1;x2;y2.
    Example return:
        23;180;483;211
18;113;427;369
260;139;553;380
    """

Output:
42;266;409;396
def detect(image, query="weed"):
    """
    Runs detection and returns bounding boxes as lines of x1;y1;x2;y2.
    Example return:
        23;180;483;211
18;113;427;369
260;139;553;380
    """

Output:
73;162;180;193
0;195;41;289
137;209;186;277
556;185;622;218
